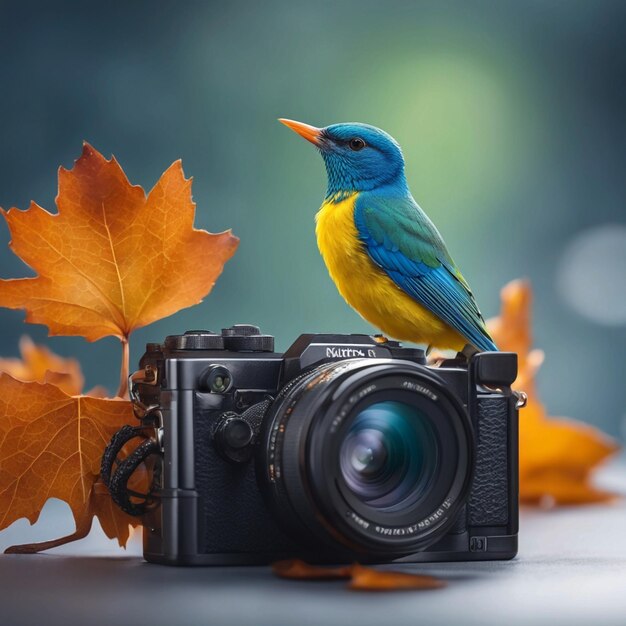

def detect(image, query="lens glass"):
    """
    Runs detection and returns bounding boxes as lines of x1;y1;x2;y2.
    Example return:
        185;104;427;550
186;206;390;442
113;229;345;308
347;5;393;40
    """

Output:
339;400;439;511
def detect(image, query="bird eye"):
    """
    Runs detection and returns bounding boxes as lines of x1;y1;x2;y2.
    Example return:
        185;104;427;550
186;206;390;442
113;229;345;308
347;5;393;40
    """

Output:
349;137;366;151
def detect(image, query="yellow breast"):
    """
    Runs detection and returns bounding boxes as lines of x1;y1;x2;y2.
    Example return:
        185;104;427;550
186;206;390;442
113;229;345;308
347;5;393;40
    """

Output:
315;193;466;351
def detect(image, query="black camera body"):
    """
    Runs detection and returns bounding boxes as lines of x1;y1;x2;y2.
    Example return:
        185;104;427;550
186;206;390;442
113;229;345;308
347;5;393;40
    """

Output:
133;325;519;566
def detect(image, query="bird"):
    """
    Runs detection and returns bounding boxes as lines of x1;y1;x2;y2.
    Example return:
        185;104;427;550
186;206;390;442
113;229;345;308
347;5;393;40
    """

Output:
279;118;497;354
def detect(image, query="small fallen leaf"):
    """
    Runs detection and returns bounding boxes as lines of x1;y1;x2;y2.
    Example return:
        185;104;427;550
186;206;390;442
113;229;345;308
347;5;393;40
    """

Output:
0;374;144;551
0;336;109;398
272;559;352;580
84;385;109;399
0;336;84;396
487;279;620;505
272;560;445;591
348;564;445;591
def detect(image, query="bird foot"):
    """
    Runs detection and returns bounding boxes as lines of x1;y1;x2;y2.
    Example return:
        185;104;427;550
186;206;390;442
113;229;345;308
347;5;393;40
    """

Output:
373;334;389;344
460;344;480;360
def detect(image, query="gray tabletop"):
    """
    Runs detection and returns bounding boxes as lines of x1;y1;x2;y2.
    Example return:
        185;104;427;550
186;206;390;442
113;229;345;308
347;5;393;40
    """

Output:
1;460;625;626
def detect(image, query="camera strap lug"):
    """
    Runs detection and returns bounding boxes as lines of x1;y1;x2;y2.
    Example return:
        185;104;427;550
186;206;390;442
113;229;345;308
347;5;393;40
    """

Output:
514;390;528;409
129;364;160;419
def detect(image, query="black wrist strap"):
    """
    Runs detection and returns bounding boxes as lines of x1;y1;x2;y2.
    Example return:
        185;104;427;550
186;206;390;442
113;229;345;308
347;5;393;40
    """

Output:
101;425;159;516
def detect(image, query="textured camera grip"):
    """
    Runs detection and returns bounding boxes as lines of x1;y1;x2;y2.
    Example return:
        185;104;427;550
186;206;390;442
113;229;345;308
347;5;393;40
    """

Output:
468;396;509;526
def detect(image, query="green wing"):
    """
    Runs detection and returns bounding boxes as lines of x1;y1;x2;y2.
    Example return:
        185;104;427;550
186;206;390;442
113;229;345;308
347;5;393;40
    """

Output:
354;193;496;352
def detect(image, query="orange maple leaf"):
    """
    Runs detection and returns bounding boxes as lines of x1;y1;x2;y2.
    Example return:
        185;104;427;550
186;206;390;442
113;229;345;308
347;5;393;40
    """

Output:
0;144;239;396
0;145;238;552
0;374;144;551
487;280;619;505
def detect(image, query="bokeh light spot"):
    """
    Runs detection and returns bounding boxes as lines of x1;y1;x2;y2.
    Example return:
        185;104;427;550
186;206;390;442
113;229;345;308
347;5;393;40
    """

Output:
557;224;626;325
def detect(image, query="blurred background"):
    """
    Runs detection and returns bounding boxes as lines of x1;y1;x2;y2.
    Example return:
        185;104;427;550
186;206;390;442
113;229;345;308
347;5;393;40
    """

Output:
0;1;625;549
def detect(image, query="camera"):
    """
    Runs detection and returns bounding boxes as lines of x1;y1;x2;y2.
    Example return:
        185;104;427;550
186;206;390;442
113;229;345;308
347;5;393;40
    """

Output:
110;324;521;566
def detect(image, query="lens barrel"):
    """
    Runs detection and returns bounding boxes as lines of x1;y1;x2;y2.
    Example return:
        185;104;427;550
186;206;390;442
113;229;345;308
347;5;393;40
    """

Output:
258;359;474;556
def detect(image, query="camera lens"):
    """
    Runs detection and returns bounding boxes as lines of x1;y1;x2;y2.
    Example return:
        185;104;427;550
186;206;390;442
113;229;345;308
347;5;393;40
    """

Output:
339;401;438;511
258;360;473;556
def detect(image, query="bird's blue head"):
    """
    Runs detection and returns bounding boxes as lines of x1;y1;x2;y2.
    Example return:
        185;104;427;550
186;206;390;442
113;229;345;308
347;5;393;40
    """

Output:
280;119;407;199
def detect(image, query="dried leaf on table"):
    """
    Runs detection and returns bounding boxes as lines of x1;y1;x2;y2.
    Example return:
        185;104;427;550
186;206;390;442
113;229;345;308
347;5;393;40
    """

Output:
348;564;445;591
272;560;445;591
272;559;352;580
487;279;619;505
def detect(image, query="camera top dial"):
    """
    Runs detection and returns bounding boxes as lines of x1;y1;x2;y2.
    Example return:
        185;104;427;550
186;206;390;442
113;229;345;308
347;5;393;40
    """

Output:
164;329;224;350
221;325;275;352
163;325;275;352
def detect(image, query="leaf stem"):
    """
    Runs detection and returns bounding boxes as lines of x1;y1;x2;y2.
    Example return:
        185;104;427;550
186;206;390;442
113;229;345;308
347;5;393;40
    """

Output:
4;516;93;554
117;336;130;399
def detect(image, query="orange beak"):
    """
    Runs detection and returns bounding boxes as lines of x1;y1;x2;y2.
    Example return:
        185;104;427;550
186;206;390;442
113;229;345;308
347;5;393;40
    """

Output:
279;118;323;146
